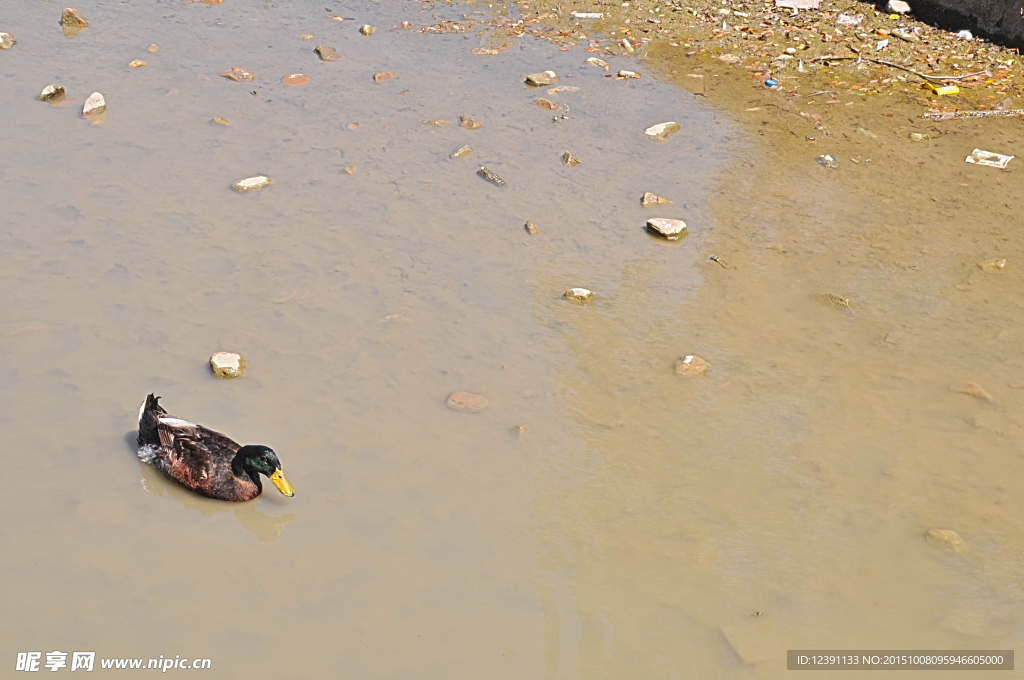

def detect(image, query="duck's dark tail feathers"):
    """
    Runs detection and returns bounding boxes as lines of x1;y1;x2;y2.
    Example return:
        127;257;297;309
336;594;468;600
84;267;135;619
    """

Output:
137;393;167;448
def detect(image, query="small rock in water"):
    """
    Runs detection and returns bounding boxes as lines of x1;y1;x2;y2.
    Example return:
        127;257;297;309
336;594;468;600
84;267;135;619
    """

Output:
525;220;538;235
644;122;680;141
315;45;340;61
978;258;1006;270
342;166;355;174
212;116;230;125
814;292;852;311
909;132;930;142
422;119;448;126
925;528;963;552
282;73;309;86
82;92;105;116
547;86;579;94
477;166;505;185
451;145;473;158
129;59;146;68
37;85;65;103
564;288;593;303
525;70;559;86
299;34;313;39
359;24;375;35
562;151;580;167
584;57;608;68
674;354;710;377
641;192;670;207
220;66;254;82
146;44;159;52
0;33;15;50
447;391;489;412
60;8;89;27
373;71;396;82
232;175;272;192
471;47;501;55
816;154;839;168
618;69;640;78
210;352;246;379
951;382;992;400
646;218;687;240
886;0;911;14
533;98;559;110
460;115;481;129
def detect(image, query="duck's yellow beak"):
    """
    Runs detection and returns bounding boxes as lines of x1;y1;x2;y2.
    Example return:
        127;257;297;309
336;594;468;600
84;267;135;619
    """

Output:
270;469;294;497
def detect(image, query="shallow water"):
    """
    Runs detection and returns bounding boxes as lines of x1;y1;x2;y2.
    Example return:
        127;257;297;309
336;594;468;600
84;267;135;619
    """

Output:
2;0;1023;678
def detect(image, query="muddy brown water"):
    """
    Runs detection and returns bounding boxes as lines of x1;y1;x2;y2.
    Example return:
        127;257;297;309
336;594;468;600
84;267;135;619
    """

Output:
2;1;1024;678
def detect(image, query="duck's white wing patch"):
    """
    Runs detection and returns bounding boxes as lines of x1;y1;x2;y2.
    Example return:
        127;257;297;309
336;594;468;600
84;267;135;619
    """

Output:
159;417;196;428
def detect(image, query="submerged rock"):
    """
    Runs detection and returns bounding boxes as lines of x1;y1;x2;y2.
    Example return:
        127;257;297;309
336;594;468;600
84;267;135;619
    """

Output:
129;59;146;68
533;98;559;110
584;57;608;68
212;117;230;125
38;85;65;103
451;145;473;158
447;392;489;412
674;355;710;377
373;71;396;82
525;70;558;86
641;192;670;207
564;288;593;303
814;293;852;311
0;33;15;50
477;166;505;185
232;175;272;192
422;119;448;126
644;122;680;141
146;44;159;52
925;528;962;552
359;24;375;35
459;115;481;129
60;8;89;27
951;382;992;400
618;69;640;78
220;66;254;82
646;218;687;240
525;220;538;235
978;258;1006;270
282;73;309;86
562;151;580;167
315;45;340;61
210;352;246;379
82;92;105;116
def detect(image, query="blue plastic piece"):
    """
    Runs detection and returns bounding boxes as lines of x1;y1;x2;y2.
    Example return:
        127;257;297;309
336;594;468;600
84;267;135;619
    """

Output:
765;78;778;87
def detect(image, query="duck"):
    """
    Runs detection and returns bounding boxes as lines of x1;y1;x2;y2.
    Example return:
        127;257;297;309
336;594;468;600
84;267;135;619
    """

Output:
136;394;294;502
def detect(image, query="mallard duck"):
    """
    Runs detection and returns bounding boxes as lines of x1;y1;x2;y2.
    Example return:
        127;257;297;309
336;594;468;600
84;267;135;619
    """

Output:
136;394;294;502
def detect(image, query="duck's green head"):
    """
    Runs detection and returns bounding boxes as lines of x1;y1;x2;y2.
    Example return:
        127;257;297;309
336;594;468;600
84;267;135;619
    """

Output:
238;445;294;497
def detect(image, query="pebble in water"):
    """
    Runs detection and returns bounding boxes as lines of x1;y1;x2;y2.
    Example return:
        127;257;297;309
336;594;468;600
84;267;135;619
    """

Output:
646;218;687;240
0;33;15;50
422;119;448;126
525;70;559;86
342;166;355;174
146;44;159;52
37;85;65;103
450;145;473;159
562;151;580;167
282;73;309;86
60;8;89;27
584;57;608;68
641;192;671;207
564;288;593;303
644;122;680;141
373;71;396;82
925;528;963;552
129;59;146;68
533;98;559;110
359;24;375;35
447;392;489;413
232;176;272;192
674;355;710;377
460;115;481;129
814;293;853;311
315;45;339;61
951;382;992;400
477;166;505;185
220;66;254;82
525;220;538;235
82;92;105;116
210;352;246;379
618;70;640;78
212;117;230;125
978;258;1006;270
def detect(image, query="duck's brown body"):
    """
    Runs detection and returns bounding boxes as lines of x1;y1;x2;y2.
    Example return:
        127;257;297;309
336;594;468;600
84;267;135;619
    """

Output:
137;394;265;502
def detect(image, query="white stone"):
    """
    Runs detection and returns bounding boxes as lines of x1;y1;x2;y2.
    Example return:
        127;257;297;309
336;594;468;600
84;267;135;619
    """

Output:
82;92;105;116
564;288;593;303
646;218;687;240
886;0;911;14
0;33;15;50
232;175;272;192
525;70;559;86
210;352;246;379
643;121;680;141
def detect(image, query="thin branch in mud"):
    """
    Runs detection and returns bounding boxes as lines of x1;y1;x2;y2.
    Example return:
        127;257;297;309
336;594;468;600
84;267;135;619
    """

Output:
810;55;988;82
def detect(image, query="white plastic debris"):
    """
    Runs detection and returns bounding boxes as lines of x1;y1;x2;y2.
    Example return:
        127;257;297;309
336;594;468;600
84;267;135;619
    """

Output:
836;13;862;26
572;12;603;18
886;0;911;14
965;149;1014;169
956;30;973;40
